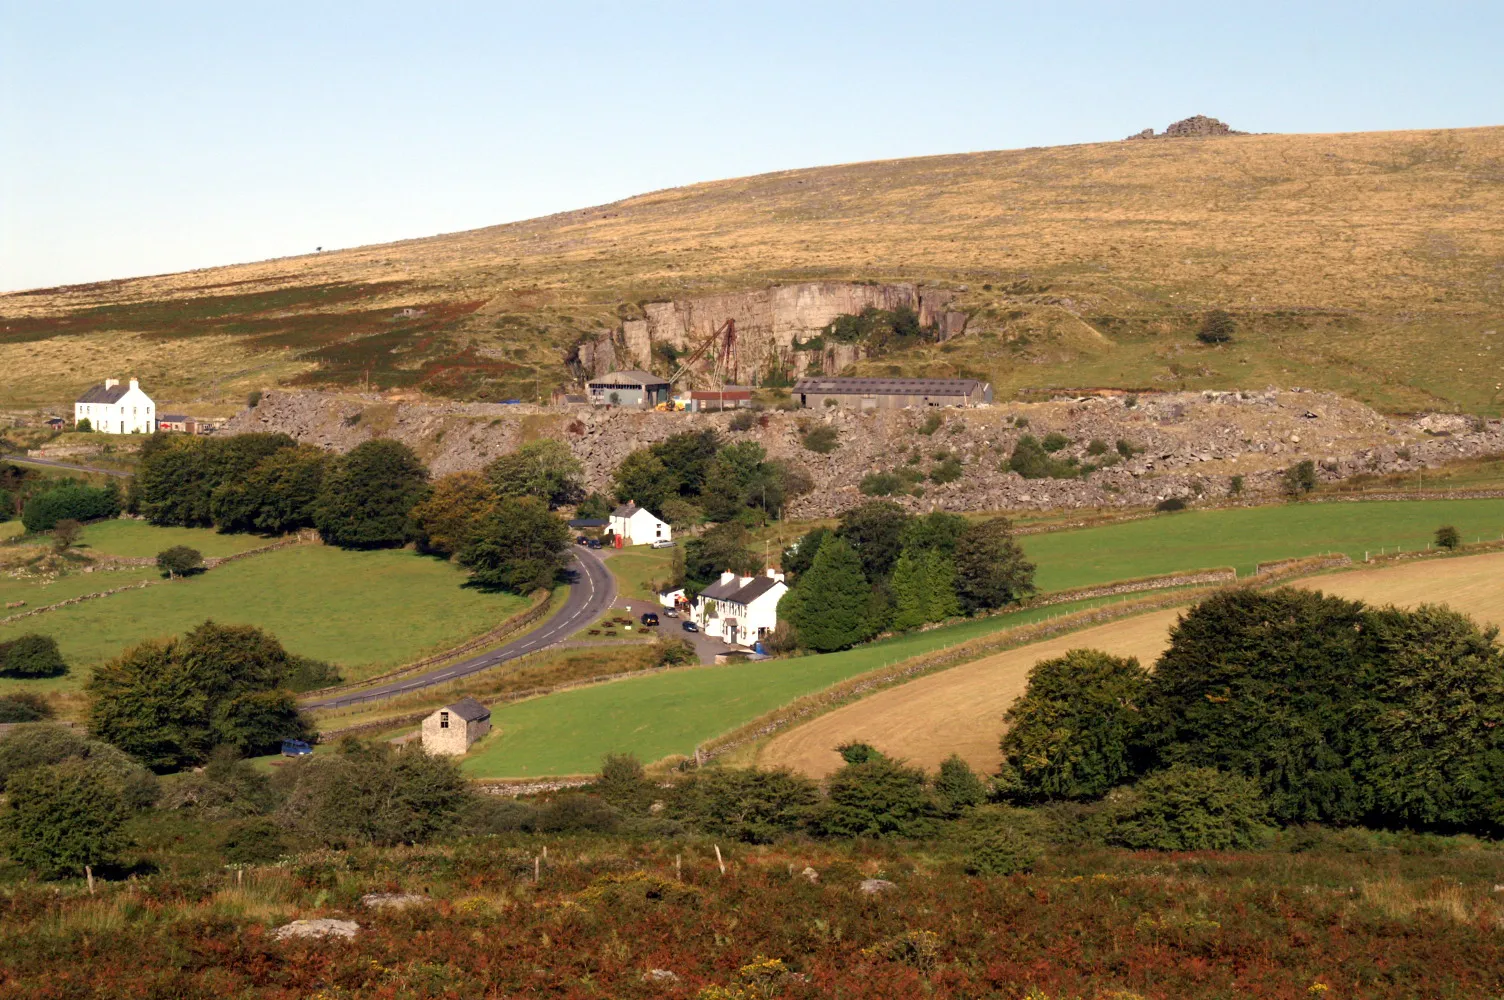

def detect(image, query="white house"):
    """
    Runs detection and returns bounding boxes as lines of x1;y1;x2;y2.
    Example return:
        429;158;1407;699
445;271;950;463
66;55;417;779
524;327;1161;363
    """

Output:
609;501;672;546
74;378;155;434
692;568;788;647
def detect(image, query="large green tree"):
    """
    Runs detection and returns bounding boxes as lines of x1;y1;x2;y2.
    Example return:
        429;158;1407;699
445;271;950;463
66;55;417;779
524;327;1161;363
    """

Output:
88;621;312;771
999;649;1150;802
210;444;328;534
953;517;1035;613
778;536;873;651
457;496;571;593
485;439;584;509
314;439;429;548
781;526;832;578
410;471;500;557
611;449;673;515
837;500;911;580
683;521;760;588
135;433;295;527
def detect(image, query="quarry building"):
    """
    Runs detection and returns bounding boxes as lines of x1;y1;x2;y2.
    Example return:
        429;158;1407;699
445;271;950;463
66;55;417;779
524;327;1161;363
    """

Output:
793;376;992;410
586;370;671;408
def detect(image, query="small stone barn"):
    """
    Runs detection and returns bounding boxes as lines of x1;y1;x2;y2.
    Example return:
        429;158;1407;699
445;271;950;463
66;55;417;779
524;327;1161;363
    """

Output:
421;698;491;756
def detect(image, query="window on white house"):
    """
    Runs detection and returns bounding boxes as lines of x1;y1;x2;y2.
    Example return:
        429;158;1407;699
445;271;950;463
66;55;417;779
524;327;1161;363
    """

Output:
440;712;450;729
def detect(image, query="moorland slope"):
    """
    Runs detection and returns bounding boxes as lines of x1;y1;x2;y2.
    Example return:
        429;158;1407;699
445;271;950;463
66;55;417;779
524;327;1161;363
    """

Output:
3;125;1502;412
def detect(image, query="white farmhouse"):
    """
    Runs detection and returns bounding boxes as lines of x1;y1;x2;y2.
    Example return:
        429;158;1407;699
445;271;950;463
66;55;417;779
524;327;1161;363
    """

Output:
692;568;788;648
74;378;155;434
609;501;672;546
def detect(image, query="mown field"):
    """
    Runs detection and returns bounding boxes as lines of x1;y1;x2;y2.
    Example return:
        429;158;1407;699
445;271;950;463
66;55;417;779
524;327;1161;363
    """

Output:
3;127;1502;411
1020;496;1504;591
761;550;1504;778
0;541;527;694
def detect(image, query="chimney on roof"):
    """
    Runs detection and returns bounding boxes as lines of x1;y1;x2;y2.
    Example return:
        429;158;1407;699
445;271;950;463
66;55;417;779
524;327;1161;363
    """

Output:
129;378;139;390
720;570;737;584
104;378;119;390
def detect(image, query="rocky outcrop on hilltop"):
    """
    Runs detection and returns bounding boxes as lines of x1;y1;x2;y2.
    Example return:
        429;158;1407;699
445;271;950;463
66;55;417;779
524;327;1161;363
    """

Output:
1126;115;1248;140
226;389;1504;518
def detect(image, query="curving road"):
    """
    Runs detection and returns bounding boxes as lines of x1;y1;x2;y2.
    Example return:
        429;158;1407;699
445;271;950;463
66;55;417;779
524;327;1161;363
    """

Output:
2;454;132;478
302;547;617;710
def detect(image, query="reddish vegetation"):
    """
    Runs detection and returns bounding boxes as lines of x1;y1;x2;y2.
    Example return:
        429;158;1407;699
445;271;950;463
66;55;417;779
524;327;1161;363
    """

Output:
1;836;1501;998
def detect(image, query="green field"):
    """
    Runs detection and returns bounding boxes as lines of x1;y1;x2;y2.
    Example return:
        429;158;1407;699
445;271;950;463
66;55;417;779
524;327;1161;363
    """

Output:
1020;498;1504;592
5;519;271;559
600;545;677;600
463;592;1144;777
0;544;527;690
0;566;158;612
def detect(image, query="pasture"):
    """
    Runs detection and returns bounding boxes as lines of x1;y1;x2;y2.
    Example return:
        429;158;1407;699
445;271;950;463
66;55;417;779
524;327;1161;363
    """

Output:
1019;497;1504;592
0;542;527;692
758;550;1504;778
461;591;1156;777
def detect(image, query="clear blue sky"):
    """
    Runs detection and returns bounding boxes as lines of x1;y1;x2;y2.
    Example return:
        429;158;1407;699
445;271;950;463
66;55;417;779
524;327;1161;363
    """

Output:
3;1;1501;292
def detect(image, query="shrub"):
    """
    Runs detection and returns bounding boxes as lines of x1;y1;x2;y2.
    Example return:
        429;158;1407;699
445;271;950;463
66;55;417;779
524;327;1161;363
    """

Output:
1115;438;1136;459
822;397;839;409
964;822;1041;876
21;483;120;532
728;410;756;431
800;424;840;454
1229;474;1244;495
918;413;944;436
934;754;987;815
51;519;82;553
836;741;883;765
220;817;287;864
161;748;277;819
1435;524;1461;550
156;545;204;578
1155;497;1187;512
0;692;52;723
1001;649;1150;802
1008;435;1076;479
859;471;907;497
595;753;654;815
3;757;132;877
75;417;93;433
284;655;342;692
1283;459;1317;495
277;740;470;847
0;634;68;679
1102;766;1267;850
815;756;937;838
1040;432;1071;453
246;390;262;409
1086;439;1109;456
1197;309;1236;344
929;457;964;484
1013;415;1029;428
655;637;697;667
667;767;820;842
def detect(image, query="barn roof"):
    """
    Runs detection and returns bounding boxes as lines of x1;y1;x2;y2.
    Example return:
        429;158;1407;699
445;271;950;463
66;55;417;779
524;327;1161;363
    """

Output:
443;697;491;722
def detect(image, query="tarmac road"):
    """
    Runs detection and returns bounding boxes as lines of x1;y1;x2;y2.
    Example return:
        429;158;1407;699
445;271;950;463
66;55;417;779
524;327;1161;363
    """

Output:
2;454;132;477
302;546;617;711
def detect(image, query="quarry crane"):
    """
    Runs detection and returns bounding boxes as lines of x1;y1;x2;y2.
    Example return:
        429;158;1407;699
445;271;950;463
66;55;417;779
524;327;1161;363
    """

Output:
668;318;736;386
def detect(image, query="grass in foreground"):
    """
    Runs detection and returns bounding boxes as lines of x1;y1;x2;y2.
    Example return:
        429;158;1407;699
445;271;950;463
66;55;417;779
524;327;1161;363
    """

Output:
1020;496;1504;591
0;545;527;690
463;593;1140;777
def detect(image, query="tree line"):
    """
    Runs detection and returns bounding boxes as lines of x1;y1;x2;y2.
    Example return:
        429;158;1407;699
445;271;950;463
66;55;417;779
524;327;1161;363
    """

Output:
775;501;1036;652
611;428;811;528
998;586;1504;838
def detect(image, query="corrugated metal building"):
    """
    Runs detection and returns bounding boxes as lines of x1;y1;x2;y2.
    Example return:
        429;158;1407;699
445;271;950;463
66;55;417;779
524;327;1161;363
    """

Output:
794;377;992;410
585;370;671;408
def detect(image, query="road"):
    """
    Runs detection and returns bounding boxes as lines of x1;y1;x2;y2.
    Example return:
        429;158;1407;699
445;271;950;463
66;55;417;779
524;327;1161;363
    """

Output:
302;546;617;711
2;454;132;478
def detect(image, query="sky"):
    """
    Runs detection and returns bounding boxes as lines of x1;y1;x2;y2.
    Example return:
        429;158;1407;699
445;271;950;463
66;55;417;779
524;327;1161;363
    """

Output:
3;1;1502;292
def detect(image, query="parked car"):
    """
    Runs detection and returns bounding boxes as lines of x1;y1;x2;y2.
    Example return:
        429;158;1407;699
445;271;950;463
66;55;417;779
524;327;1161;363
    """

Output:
651;539;675;549
640;612;659;626
663;608;678;618
681;621;699;632
280;739;313;757
587;539;603;549
575;535;590;546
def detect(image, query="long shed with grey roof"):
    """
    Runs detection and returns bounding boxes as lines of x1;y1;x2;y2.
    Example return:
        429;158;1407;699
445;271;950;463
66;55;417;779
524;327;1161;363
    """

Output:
794;376;991;410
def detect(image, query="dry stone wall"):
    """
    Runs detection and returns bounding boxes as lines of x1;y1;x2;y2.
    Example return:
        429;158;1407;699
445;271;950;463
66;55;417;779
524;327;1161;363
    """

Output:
227;389;1504;517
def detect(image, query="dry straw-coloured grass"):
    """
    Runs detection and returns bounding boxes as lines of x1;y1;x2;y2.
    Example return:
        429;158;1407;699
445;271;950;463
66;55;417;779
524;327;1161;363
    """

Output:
3;127;1503;410
758;549;1504;778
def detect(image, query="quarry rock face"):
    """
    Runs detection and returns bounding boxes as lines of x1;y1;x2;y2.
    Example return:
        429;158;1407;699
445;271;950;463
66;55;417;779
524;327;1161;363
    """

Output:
226;389;1504;518
1126;115;1247;140
574;281;967;384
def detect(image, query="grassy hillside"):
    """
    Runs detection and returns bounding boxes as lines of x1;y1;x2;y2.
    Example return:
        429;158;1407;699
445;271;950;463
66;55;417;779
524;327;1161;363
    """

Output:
3;126;1502;412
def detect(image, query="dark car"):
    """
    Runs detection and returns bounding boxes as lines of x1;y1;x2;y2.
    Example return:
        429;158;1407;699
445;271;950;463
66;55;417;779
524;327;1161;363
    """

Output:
576;535;590;546
587;538;603;549
280;739;313;757
640;612;659;626
681;621;699;633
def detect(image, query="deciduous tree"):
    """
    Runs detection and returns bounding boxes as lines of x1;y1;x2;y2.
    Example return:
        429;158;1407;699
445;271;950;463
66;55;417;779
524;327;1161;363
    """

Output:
485;439;584;509
314;439;429;548
953;517;1035;613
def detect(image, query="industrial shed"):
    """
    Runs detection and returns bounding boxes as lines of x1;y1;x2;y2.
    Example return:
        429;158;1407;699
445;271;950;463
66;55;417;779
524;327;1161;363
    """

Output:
793;377;992;410
586;370;671;408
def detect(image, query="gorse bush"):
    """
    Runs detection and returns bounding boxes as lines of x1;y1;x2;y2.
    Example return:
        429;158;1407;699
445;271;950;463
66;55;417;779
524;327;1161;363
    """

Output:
276;739;469;847
964;821;1041;876
1102;766;1267;851
815;756;937;838
934;754;987;815
800;424;840;454
667;766;820;843
0;692;52;723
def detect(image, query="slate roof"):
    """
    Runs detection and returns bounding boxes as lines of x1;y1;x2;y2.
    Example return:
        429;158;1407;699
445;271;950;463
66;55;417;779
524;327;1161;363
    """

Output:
443;697;490;723
76;383;131;404
588;370;670;387
793;377;985;395
611;502;641;518
158;413;189;423
699;575;782;606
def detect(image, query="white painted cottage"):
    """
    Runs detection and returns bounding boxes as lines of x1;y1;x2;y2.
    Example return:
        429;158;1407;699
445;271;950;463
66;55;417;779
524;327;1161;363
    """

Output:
74;378;155;434
609;501;672;546
420;697;491;756
692;568;788;647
